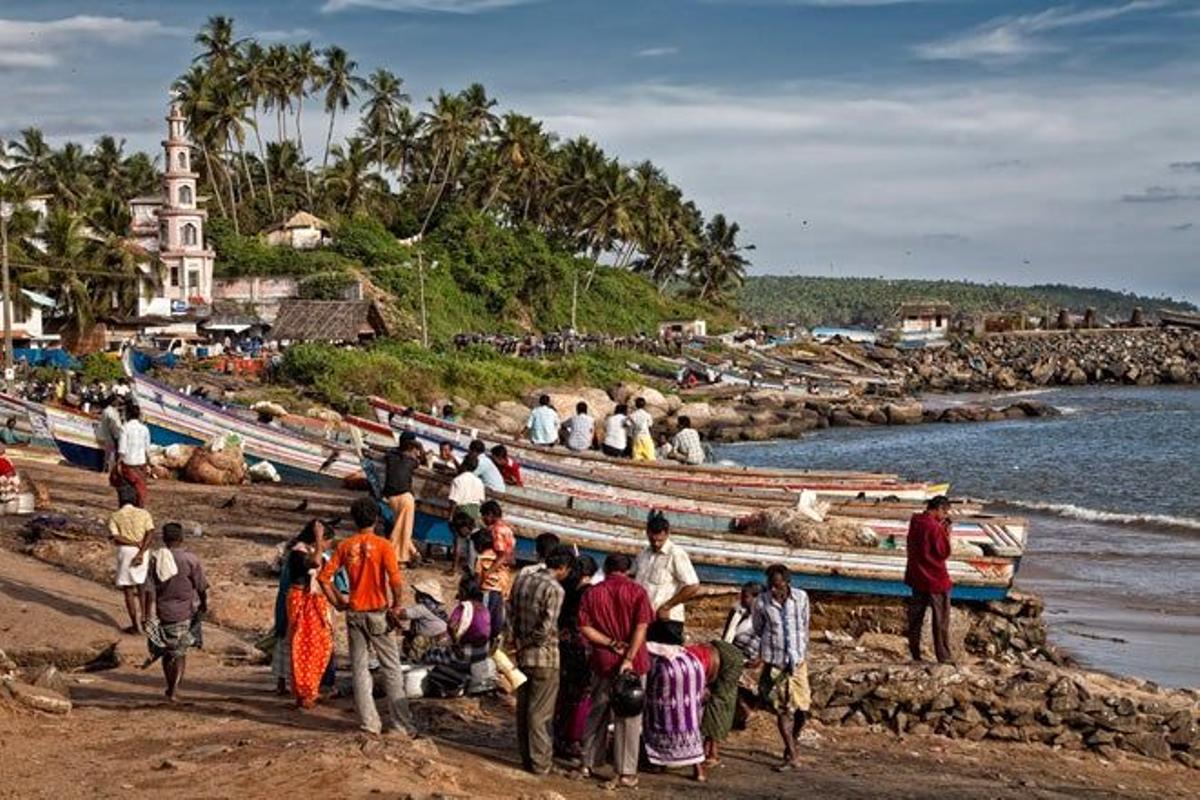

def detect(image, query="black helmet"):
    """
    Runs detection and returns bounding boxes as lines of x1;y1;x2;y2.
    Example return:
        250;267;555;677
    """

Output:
611;671;646;718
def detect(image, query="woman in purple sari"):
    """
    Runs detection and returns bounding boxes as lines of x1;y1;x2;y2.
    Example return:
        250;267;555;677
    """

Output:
643;642;708;781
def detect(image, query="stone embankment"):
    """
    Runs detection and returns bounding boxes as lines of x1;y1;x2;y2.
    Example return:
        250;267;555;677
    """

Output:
899;328;1200;393
461;381;1059;445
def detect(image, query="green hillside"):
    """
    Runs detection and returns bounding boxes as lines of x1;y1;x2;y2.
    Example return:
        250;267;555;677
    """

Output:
739;276;1197;327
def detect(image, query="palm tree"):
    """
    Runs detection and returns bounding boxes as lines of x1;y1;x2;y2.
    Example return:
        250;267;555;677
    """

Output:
6;128;53;190
119;152;160;198
237;41;276;215
44;143;93;211
262;44;294;143
378;106;421;183
87;136;126;188
319;46;364;170
690;213;751;303
322;137;385;213
290;41;322;202
579;159;635;289
360;68;410;171
459;82;499;140
194;15;242;75
492;113;556;220
419;91;474;234
173;65;229;219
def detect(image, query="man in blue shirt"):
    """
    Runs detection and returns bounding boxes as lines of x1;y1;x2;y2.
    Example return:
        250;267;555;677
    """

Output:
469;439;506;493
749;563;811;772
525;395;561;446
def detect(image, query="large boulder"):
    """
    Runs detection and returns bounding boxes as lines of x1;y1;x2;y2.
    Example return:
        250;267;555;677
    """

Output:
3;678;71;714
466;407;525;437
609;382;668;413
884;402;924;425
675;402;714;427
523;388;614;421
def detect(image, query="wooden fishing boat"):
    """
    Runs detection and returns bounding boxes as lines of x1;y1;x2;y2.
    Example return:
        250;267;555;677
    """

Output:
1159;309;1200;329
127;370;362;486
0;392;60;451
368;398;946;501
368;396;901;483
404;469;1016;601
44;404;105;471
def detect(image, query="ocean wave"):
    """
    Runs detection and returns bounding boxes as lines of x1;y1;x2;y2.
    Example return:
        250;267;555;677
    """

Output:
996;500;1200;531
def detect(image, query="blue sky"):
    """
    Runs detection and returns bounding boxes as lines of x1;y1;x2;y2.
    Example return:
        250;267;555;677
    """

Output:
2;0;1199;301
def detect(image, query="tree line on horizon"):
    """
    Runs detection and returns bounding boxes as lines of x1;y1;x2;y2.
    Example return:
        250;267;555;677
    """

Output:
739;275;1198;328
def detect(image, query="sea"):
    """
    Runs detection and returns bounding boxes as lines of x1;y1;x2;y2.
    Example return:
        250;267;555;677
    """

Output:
711;386;1200;689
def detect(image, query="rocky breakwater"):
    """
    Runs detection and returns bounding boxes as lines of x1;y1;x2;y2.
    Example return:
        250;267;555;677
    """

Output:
807;658;1199;767
461;381;1059;445
902;328;1200;393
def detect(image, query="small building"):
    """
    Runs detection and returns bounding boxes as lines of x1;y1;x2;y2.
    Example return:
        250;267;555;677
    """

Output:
262;211;332;250
896;301;952;343
0;289;58;345
658;319;707;339
269;300;390;345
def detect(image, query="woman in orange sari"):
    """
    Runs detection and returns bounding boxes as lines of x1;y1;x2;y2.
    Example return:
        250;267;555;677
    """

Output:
286;520;334;709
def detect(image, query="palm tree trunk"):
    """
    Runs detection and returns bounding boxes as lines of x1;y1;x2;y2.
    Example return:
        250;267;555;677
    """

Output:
219;152;239;234
584;232;603;291
419;144;456;236
237;139;257;202
251;114;276;217
323;108;337;170
297;97;313;204
200;144;228;219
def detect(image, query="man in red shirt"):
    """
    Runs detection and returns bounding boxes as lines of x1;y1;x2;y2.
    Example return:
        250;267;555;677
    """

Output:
904;495;954;663
576;553;653;790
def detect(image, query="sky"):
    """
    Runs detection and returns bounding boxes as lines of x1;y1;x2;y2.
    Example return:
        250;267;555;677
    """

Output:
1;0;1199;302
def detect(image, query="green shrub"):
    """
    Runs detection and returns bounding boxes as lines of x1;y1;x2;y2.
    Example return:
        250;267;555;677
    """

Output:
79;352;124;384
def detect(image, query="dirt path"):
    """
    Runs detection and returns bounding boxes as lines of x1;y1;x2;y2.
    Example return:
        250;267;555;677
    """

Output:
0;453;1195;799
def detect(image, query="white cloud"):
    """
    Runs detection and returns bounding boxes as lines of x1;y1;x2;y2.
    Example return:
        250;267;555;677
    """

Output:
0;15;173;70
915;1;1173;63
636;46;680;58
516;77;1200;300
254;28;316;42
321;0;541;12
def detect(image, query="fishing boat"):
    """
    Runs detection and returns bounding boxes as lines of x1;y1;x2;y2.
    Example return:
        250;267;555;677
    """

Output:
405;469;1016;601
0;392;59;451
126;368;362;486
368;397;947;501
44;404;105;471
1159;309;1200;329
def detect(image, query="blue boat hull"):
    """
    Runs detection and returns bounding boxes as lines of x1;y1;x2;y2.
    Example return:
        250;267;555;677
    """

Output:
55;440;105;472
408;510;1009;601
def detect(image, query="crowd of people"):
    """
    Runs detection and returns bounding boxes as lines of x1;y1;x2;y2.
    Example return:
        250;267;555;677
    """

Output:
89;401;958;787
524;394;708;465
451;330;687;358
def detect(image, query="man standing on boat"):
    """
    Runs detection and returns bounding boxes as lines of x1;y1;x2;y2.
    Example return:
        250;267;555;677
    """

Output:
526;395;561;447
382;438;422;566
904;495;955;664
635;512;700;645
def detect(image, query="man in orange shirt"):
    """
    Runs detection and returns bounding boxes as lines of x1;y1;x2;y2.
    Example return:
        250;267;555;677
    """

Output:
319;498;417;737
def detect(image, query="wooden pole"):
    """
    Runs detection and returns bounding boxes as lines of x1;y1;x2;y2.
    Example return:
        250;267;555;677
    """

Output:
418;253;428;348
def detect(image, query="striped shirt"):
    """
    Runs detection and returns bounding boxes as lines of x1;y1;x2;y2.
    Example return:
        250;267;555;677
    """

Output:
563;413;595;451
752;587;810;669
670;428;705;464
509;566;565;669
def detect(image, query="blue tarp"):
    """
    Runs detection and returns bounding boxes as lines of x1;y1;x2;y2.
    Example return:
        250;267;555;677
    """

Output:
130;350;178;374
14;348;78;369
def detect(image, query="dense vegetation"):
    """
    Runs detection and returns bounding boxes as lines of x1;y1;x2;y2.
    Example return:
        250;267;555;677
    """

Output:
279;341;670;411
739;276;1198;327
0;15;746;349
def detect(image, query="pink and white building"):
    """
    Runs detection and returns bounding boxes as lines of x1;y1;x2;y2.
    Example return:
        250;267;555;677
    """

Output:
130;101;216;316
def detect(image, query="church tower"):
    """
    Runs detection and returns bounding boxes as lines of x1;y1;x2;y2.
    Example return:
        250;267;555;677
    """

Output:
158;101;215;305
132;100;216;315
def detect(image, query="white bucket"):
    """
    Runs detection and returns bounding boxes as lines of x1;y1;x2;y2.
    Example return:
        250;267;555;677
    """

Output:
402;665;428;698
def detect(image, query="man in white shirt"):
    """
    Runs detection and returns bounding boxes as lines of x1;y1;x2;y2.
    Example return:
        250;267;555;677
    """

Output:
116;405;151;507
634;512;699;645
525;395;561;446
601;403;630;458
98;397;124;472
563;402;595;452
628;398;656;461
448;454;487;522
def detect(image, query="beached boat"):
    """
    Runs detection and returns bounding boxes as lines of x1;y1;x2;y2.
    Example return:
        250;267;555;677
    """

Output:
44;404;105;471
127;370;362;486
1159;309;1200;329
368;397;946;501
0;393;59;451
404;469;1016;601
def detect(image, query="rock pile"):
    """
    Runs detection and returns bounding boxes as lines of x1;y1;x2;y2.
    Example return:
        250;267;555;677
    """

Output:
902;329;1200;393
808;660;1199;766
